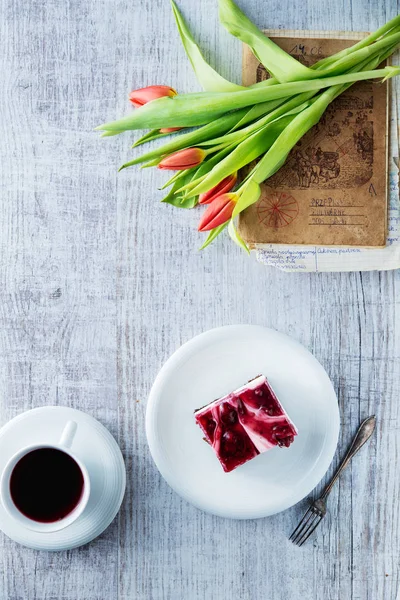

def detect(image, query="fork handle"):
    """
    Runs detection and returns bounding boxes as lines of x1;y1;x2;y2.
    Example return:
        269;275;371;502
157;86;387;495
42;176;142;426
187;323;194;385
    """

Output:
320;415;376;500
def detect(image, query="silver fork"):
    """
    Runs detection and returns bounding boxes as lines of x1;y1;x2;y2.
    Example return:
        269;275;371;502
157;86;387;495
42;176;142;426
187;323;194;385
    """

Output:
289;415;376;547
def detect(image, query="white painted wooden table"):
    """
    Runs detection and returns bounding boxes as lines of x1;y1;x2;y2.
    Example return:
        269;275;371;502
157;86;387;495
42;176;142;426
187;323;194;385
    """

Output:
1;0;399;598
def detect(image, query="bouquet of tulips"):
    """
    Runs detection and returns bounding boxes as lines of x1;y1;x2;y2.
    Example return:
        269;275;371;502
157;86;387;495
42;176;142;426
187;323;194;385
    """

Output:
96;0;400;251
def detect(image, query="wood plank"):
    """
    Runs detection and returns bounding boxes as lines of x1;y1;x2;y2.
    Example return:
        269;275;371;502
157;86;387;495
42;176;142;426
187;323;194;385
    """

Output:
0;0;120;597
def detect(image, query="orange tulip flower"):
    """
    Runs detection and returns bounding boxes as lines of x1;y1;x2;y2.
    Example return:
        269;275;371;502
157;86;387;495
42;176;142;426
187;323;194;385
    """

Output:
198;193;238;231
160;127;182;134
158;148;206;171
198;173;237;204
129;85;177;108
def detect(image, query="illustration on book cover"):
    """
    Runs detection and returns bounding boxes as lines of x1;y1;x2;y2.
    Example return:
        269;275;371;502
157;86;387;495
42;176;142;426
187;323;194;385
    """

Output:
256;63;374;190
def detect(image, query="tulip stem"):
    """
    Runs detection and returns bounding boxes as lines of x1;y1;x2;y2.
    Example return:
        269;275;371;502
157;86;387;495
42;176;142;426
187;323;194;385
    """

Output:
97;66;399;132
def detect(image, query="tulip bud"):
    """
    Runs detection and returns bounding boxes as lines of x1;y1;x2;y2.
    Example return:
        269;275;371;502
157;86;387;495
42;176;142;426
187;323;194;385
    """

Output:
158;148;206;171
198;173;237;205
160;127;183;134
198;193;238;231
129;85;177;108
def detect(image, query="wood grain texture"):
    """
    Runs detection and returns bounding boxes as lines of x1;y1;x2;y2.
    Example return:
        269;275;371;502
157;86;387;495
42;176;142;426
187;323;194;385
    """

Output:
0;0;399;598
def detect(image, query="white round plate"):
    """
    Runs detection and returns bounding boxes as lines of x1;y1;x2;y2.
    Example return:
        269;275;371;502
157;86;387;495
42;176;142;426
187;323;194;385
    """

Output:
0;407;126;550
146;325;339;519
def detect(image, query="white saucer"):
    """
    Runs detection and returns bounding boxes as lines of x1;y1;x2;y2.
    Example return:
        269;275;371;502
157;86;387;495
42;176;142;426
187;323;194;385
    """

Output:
0;407;126;550
146;325;340;519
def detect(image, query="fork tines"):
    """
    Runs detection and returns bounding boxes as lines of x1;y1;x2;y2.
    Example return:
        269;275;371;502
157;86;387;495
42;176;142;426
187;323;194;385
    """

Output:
289;505;324;546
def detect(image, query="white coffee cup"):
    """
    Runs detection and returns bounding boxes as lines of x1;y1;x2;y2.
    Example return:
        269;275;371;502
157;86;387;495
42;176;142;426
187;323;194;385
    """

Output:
0;421;90;533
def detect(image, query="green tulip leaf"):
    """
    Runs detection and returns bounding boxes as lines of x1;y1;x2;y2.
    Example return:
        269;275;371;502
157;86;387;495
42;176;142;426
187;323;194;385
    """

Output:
228;220;250;254
132;129;163;148
232;179;261;218
171;0;244;92
162;193;198;209
199;223;228;249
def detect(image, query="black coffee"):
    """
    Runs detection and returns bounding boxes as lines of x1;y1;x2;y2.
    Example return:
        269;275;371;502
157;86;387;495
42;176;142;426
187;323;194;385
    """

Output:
10;448;84;523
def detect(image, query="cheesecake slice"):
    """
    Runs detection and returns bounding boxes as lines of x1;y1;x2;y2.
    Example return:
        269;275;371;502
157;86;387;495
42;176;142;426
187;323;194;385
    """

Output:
194;375;298;473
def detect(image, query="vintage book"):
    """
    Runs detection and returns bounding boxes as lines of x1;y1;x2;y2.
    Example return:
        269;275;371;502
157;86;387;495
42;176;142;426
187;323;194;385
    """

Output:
238;34;389;248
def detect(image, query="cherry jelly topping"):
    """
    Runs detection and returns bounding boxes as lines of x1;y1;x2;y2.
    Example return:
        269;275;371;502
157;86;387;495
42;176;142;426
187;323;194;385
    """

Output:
222;431;244;456
219;402;238;425
194;376;297;473
206;418;216;440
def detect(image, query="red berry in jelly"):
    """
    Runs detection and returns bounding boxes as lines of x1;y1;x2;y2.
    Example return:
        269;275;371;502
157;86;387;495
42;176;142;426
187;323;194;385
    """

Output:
206;419;216;439
220;402;238;425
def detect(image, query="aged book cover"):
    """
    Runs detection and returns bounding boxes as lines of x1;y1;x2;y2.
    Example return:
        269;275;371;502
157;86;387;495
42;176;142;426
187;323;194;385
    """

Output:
238;34;389;247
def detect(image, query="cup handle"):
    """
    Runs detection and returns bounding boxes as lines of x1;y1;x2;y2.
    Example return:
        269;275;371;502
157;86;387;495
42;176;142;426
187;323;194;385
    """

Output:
59;421;78;449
